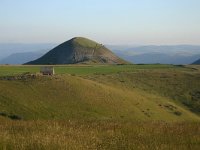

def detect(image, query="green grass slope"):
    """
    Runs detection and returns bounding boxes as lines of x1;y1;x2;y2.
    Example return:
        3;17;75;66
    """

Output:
88;69;200;115
0;65;199;121
0;64;200;149
26;37;127;65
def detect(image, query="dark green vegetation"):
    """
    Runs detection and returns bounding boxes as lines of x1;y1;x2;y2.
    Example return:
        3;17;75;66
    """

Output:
0;64;200;149
26;37;127;65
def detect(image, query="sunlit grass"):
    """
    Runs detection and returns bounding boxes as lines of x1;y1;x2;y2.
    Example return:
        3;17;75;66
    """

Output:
0;120;199;150
0;64;200;150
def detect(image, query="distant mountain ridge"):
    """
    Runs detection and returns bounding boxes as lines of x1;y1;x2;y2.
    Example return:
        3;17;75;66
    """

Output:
110;45;200;65
192;59;200;64
1;43;200;65
115;51;200;65
0;51;46;65
0;43;56;60
109;45;200;54
26;37;127;65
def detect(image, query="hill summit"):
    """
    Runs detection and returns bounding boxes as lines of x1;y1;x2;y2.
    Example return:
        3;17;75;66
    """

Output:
26;37;127;65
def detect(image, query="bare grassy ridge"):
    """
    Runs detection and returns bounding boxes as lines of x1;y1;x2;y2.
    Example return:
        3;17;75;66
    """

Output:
0;120;199;150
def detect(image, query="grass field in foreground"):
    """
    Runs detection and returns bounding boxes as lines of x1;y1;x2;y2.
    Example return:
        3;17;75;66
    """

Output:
0;120;199;150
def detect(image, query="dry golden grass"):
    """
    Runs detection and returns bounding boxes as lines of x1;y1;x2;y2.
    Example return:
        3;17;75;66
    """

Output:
0;120;199;150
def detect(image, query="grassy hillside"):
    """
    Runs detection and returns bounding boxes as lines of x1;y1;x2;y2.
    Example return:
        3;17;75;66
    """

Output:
0;64;199;121
0;64;200;149
1;74;198;121
86;67;200;115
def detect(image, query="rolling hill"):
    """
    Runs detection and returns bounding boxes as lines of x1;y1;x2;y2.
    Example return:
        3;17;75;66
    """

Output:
0;73;199;121
26;37;127;65
0;65;200;149
0;65;199;121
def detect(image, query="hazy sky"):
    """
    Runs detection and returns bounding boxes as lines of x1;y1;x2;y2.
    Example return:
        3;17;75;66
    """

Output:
0;0;200;45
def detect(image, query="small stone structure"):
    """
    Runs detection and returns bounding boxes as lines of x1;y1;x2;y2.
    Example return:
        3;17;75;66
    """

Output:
40;66;55;75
